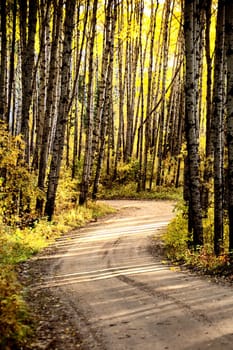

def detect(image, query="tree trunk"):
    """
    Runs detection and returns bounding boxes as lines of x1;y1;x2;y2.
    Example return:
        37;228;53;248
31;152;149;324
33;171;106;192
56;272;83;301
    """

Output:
32;0;50;170
184;0;203;247
113;1;125;179
212;0;225;256
8;0;17;130
36;0;63;214
92;0;114;180
92;0;117;199
225;0;233;251
141;0;158;191
156;0;173;186
0;0;7;123
79;0;98;205
137;1;145;192
72;1;88;178
20;0;38;163
123;3;140;163
202;0;213;215
45;0;76;219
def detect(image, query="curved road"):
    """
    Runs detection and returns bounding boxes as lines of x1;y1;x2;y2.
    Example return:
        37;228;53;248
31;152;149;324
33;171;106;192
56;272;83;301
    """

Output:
35;200;233;349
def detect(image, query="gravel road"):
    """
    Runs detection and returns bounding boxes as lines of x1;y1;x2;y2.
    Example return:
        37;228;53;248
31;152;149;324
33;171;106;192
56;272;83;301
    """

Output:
23;200;233;350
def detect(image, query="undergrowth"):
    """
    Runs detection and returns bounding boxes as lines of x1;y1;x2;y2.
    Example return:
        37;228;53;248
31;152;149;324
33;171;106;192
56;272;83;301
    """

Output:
99;182;182;201
163;203;232;277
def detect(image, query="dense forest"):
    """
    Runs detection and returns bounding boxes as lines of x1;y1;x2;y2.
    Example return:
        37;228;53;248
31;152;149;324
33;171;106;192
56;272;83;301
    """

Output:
1;0;233;255
2;0;233;347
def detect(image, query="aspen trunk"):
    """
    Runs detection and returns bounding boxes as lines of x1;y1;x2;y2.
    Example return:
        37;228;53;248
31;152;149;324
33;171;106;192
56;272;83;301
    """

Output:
45;0;76;219
20;0;38;163
184;0;203;247
36;0;63;214
79;0;98;205
225;0;233;250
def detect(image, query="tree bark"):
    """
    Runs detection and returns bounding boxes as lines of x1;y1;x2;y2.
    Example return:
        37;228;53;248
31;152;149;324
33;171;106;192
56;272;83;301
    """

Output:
36;0;63;214
8;0;17;131
32;0;51;170
45;0;76;219
79;0;98;205
225;0;233;251
184;0;203;247
202;0;213;215
20;0;38;163
92;0;117;199
212;0;225;256
113;1;125;179
0;0;7;123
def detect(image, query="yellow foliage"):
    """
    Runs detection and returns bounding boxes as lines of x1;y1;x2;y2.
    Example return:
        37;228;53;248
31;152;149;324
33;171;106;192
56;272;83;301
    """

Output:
0;267;30;349
0;123;38;226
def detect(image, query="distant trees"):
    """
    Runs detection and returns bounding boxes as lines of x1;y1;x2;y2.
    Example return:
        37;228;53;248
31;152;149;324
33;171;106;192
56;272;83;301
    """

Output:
0;0;184;217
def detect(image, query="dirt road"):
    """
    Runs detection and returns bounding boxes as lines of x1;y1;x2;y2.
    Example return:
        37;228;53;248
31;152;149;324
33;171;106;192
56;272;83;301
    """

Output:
26;200;233;349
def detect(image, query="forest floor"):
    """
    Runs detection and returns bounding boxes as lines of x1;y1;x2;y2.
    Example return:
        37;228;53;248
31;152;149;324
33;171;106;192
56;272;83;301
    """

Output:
18;200;233;350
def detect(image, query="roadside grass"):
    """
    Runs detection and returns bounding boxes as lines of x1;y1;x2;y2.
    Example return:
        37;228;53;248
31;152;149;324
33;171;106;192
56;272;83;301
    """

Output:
162;203;232;277
0;201;115;349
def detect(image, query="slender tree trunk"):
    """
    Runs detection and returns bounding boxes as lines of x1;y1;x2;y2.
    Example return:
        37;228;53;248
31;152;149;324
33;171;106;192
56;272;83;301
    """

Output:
72;97;79;178
113;1;125;179
8;0;17;130
92;0;117;199
184;0;203;247
225;0;233;251
212;0;225;256
156;0;172;186
72;2;89;178
79;0;98;205
137;1;145;191
124;3;140;163
32;0;50;170
45;0;76;219
36;0;63;214
0;0;7;123
141;0;158;191
201;0;213;215
78;46;89;162
92;0;114;176
20;0;38;163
